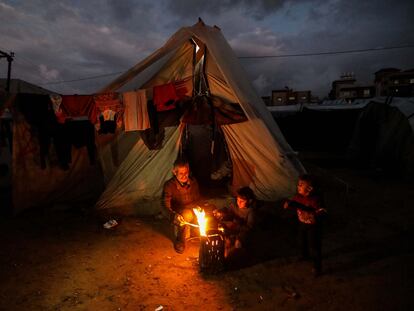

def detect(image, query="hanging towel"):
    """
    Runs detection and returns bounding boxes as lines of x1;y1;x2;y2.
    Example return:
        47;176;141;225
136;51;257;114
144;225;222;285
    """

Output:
123;90;150;131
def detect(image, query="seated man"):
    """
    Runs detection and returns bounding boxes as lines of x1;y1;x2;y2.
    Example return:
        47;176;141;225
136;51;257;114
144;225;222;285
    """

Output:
162;159;200;253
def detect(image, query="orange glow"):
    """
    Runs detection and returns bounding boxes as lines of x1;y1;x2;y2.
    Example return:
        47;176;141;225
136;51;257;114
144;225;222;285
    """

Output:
193;207;208;236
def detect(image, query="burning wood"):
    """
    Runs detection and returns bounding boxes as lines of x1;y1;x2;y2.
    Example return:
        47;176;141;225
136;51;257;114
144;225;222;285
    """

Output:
193;206;207;236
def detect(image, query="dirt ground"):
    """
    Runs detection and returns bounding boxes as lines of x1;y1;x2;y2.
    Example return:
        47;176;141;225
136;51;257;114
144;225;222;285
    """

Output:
0;156;413;311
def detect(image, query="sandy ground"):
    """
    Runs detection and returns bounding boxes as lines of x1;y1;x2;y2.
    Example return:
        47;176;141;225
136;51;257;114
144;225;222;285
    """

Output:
0;158;413;311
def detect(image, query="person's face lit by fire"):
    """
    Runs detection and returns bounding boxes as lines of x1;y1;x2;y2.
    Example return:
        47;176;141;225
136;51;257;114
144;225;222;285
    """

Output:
237;196;249;209
174;165;190;184
297;180;313;197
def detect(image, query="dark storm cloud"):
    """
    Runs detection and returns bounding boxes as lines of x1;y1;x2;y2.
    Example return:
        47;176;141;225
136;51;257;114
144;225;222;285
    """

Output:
1;0;413;97
107;0;136;20
228;0;414;97
0;0;169;93
165;0;301;20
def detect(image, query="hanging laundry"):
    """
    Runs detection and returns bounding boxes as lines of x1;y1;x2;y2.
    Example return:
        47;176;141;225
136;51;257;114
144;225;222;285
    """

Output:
93;92;123;134
123;89;150;131
65;120;96;166
182;95;213;125
61;95;96;123
173;77;193;98
16;93;58;169
211;96;248;125
49;94;67;124
153;82;178;111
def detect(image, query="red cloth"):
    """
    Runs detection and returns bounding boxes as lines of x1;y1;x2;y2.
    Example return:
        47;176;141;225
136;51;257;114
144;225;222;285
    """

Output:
93;93;123;122
173;77;192;98
55;110;67;124
181;96;212;125
61;95;96;123
153;83;178;112
290;194;324;225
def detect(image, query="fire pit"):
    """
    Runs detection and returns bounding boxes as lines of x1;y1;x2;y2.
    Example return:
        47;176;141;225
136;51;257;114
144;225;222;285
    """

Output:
199;231;225;273
193;207;225;273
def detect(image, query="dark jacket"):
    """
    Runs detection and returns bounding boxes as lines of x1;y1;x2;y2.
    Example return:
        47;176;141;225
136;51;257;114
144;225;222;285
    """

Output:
162;176;200;219
221;202;257;245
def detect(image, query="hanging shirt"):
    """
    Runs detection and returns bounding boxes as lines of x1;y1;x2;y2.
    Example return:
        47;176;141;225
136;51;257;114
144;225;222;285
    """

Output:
50;94;67;124
93;92;123;132
153;82;178;111
61;95;96;123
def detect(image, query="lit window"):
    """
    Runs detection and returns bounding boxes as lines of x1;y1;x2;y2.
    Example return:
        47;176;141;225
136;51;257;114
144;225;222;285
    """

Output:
277;98;282;101
288;96;295;100
410;78;414;84
301;96;307;100
394;80;399;84
363;89;370;96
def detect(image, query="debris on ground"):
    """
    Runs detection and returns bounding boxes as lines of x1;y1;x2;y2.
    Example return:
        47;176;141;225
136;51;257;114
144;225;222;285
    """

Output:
103;219;118;229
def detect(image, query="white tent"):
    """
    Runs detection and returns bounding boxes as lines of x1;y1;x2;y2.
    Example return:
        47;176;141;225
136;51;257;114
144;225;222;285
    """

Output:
96;20;304;214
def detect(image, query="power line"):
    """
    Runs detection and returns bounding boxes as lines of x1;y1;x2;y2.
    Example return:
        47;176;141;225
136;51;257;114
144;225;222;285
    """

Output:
41;71;124;85
35;43;414;85
238;44;414;59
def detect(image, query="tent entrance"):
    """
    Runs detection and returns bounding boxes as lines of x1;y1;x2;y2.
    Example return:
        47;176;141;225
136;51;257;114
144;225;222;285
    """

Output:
182;123;232;187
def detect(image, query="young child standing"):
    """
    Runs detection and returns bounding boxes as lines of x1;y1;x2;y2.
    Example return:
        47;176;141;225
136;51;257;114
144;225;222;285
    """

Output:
284;174;327;276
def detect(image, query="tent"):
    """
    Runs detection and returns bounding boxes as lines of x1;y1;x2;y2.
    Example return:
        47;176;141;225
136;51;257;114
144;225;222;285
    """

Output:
348;96;414;177
0;79;103;213
270;102;366;153
9;93;105;214
0;78;56;95
95;20;304;215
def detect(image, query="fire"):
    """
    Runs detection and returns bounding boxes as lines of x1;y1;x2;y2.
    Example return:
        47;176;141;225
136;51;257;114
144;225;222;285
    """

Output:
193;207;208;236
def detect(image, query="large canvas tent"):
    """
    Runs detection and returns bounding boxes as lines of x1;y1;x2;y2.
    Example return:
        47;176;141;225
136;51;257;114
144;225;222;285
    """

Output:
95;20;304;214
348;96;414;177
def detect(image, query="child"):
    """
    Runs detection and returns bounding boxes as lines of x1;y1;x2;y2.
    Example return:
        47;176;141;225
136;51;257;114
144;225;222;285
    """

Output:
284;174;327;276
214;186;257;257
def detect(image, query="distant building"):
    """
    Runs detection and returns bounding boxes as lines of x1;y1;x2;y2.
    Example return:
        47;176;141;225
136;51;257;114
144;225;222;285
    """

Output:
329;73;374;102
270;88;311;106
375;68;414;97
296;91;311;104
337;85;375;101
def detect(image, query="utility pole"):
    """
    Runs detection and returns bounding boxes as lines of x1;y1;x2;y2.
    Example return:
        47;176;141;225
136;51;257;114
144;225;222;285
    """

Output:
0;50;14;93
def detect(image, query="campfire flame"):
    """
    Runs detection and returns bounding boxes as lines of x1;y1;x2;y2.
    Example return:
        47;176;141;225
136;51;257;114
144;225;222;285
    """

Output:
193;207;207;236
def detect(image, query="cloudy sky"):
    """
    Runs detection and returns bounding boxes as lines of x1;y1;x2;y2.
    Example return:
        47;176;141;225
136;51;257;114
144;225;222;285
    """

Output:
1;0;413;98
